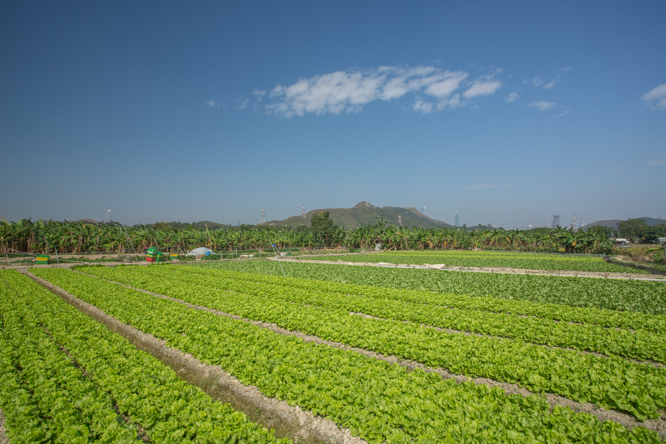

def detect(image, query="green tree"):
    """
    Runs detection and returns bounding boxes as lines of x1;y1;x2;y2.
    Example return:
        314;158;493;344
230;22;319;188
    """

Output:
311;211;337;247
640;224;666;244
617;219;649;241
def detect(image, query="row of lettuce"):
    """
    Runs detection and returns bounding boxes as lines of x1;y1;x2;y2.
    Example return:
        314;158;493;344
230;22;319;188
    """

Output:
72;265;666;422
90;265;666;361
0;270;289;444
204;260;666;315
24;267;661;443
300;251;646;273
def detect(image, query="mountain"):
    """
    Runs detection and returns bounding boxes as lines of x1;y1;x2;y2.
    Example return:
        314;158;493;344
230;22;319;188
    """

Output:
264;201;454;230
584;217;666;229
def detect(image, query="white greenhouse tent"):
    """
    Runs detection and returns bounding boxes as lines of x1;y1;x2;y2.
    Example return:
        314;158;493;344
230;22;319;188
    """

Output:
186;247;213;256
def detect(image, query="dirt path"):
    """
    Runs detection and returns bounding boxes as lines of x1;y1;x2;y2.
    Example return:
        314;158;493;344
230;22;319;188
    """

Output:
0;409;8;444
274;258;666;282
69;269;666;439
23;270;366;444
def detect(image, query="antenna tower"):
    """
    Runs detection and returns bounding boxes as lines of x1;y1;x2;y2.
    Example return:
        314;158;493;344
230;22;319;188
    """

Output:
398;214;402;227
571;214;577;230
261;208;266;224
302;205;305;218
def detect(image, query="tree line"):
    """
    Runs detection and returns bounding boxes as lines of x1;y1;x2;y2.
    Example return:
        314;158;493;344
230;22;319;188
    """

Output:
1;212;618;255
615;219;666;243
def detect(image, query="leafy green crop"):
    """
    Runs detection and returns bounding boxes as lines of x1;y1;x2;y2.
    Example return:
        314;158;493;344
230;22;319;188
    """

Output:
116;265;666;363
299;251;648;273
185;264;666;333
31;267;662;443
0;276;139;443
66;267;666;421
0;270;289;444
202;260;666;316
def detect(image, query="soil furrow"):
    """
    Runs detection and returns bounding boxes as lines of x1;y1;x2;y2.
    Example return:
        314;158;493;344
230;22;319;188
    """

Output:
0;409;8;444
69;269;666;438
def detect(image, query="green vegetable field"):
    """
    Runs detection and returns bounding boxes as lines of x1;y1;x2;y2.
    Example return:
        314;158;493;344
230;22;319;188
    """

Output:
0;270;289;444
202;260;666;315
296;250;647;273
2;256;666;442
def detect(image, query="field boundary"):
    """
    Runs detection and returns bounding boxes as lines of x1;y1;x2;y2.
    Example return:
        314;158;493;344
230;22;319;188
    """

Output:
605;258;666;277
69;268;666;438
275;258;666;281
22;270;367;444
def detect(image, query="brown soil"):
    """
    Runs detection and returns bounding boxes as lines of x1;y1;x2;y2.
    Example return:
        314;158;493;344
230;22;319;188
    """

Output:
70;270;666;439
0;409;8;444
276;258;666;281
23;271;366;444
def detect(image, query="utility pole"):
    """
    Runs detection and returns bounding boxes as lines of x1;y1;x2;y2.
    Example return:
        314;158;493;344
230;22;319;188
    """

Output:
261;208;266;224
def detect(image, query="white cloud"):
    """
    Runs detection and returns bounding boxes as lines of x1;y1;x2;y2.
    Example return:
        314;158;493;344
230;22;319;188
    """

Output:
552;110;568;119
252;90;267;101
424;71;468;98
463;80;502;98
543;80;557;90
561;67;572;72
528;101;556;111
412;100;434;114
206;99;217;107
237;99;249;109
464;183;498;190
261;65;501;117
648;158;666;165
446;93;462;109
505;92;519;102
641;84;666;110
532;77;544;87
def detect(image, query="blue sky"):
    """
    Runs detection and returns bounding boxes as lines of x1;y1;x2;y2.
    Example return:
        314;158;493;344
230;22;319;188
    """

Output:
1;1;665;229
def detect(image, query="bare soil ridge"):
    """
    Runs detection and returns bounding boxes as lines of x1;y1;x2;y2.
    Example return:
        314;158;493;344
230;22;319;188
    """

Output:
0;409;9;444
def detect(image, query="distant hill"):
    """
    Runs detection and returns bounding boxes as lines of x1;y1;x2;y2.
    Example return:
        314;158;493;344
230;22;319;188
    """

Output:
71;218;98;223
584;217;666;229
264;201;454;230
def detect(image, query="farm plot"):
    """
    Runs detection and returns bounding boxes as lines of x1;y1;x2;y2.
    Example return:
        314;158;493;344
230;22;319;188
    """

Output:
74;265;666;420
297;250;646;273
85;265;666;361
200;260;666;315
0;270;288;444
28;267;664;442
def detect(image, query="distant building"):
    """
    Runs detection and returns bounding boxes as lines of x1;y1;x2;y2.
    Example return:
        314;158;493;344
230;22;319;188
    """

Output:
455;211;460;227
552;215;560;228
